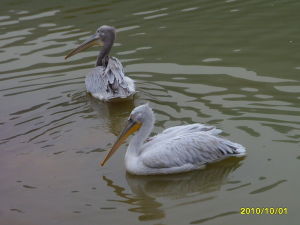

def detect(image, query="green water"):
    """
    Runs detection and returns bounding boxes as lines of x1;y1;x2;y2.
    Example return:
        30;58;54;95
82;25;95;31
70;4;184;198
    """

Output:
0;0;299;224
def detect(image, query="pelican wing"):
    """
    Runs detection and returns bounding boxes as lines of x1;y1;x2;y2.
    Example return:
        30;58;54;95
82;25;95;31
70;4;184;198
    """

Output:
141;132;245;169
161;124;222;136
106;57;124;84
85;57;135;100
145;124;222;143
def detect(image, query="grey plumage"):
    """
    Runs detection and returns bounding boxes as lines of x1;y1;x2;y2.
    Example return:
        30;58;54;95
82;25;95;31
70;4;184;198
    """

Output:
85;57;135;101
65;25;135;101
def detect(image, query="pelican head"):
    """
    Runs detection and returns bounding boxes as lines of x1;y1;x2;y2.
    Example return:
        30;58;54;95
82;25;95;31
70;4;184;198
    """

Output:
100;103;153;166
128;103;153;124
65;25;116;60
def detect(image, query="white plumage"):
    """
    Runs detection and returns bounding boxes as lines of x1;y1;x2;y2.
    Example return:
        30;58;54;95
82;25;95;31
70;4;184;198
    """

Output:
101;103;246;175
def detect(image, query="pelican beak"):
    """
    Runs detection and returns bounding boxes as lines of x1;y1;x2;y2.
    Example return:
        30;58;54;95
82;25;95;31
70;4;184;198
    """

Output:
65;33;103;59
100;119;142;166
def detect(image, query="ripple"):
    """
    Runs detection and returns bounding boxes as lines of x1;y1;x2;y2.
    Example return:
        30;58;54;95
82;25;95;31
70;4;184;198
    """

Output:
38;23;56;28
10;208;24;213
190;211;238;224
126;63;294;83
23;185;37;189
117;25;140;32
0;20;19;26
249;180;287;194
274;85;300;93
0;16;10;21
181;7;199;12
237;126;260;137
144;13;168;20
230;9;240;13
10;102;49;116
202;58;222;62
133;8;168;16
240;87;258;92
226;182;251;191
19;10;60;21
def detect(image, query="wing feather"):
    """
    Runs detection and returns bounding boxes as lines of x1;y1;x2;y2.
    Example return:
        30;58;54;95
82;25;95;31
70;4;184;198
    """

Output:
161;124;222;136
85;56;135;100
141;132;245;169
145;124;222;144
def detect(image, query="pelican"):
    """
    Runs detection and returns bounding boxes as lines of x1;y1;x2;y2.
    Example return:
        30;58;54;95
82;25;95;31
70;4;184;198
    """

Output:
101;103;246;175
65;25;135;101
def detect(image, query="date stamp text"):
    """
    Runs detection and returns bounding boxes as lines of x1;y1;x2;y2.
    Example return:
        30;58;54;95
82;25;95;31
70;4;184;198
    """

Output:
240;207;288;215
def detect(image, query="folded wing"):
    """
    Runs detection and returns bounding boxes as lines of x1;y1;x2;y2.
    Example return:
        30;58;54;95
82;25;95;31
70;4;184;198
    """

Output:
85;57;135;100
141;131;245;169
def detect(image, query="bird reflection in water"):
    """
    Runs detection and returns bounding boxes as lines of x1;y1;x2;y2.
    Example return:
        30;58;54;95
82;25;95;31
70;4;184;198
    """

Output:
86;94;135;136
101;157;244;222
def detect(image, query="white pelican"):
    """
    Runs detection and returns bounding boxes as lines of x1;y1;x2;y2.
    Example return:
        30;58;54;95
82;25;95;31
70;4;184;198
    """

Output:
65;25;135;101
101;103;246;175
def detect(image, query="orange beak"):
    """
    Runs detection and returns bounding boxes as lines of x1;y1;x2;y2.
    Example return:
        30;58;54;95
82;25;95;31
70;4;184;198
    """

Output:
100;119;142;166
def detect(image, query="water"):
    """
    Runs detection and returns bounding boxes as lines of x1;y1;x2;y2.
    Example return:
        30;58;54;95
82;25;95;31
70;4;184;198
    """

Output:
0;0;299;224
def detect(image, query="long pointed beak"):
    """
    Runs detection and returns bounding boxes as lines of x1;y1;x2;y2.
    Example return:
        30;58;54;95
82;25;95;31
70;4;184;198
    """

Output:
65;34;103;59
100;120;142;166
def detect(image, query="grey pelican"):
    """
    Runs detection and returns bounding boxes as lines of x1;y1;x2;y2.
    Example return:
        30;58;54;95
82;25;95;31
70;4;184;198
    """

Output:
100;103;246;175
65;25;135;101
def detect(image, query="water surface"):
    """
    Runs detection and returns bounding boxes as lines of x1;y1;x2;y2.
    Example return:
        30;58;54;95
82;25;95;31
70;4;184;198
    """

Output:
0;0;299;224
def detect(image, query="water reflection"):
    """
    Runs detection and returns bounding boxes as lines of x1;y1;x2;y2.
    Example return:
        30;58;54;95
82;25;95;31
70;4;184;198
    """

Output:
102;157;244;221
87;94;135;136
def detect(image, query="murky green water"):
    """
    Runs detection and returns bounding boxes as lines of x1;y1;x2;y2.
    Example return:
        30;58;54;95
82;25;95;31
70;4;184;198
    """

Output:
1;0;299;224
